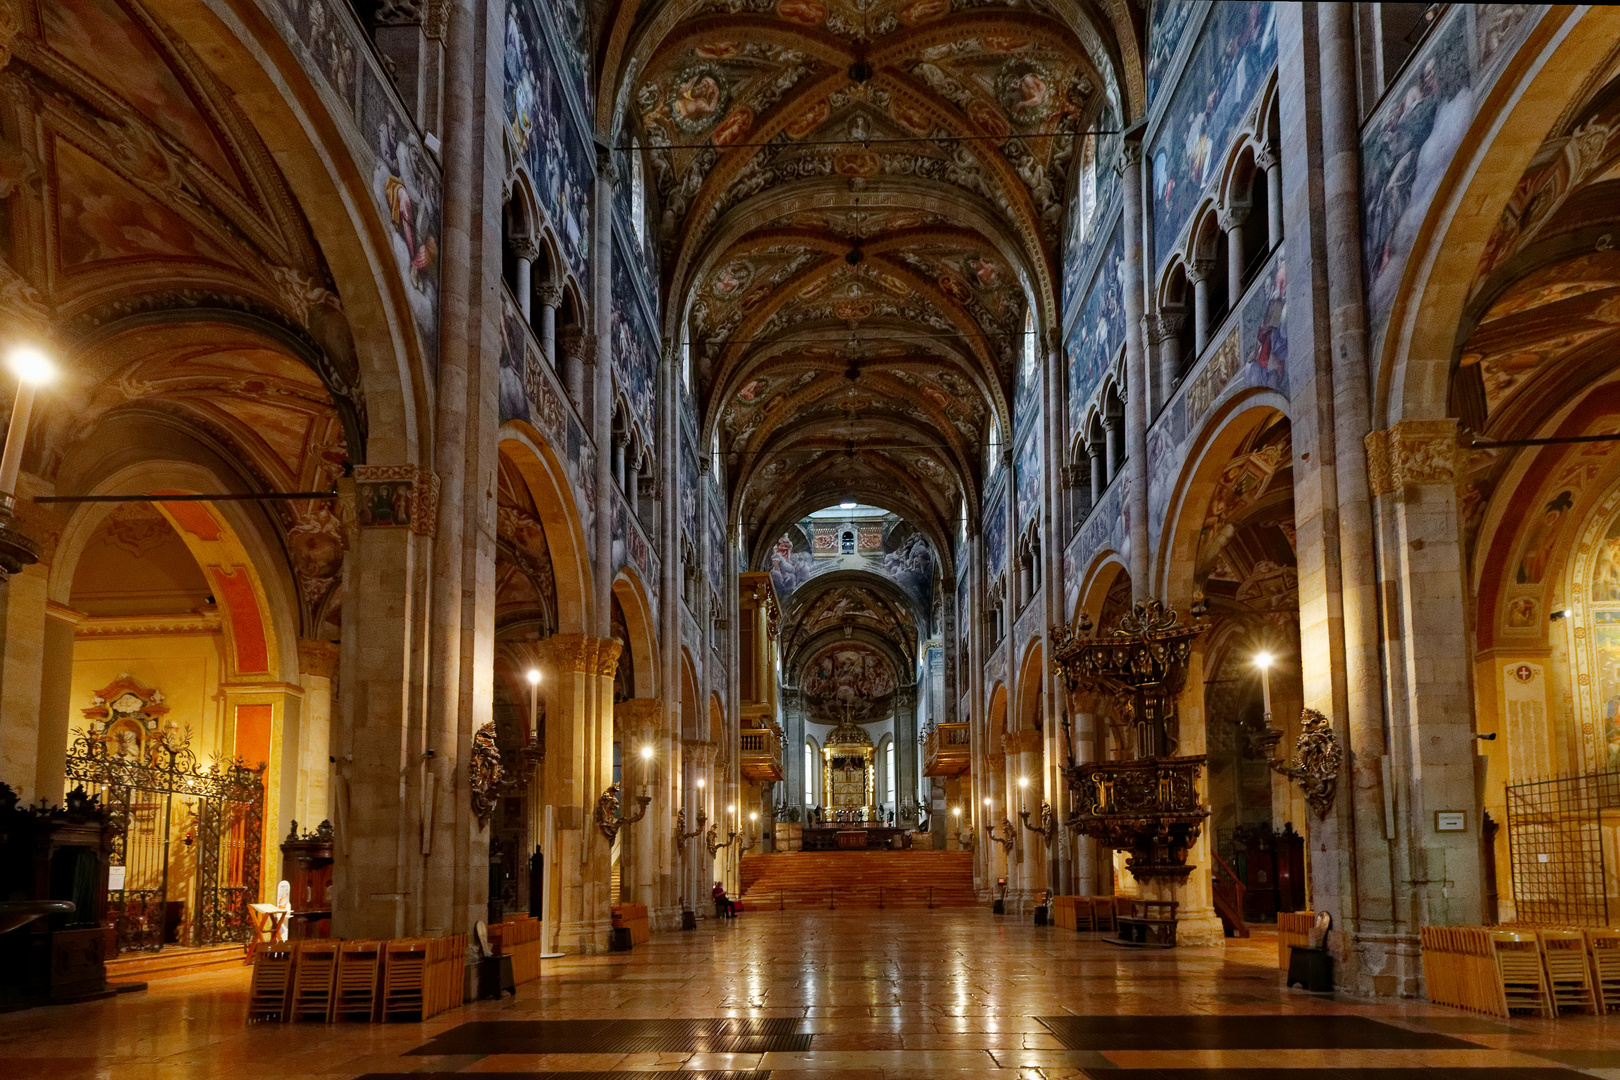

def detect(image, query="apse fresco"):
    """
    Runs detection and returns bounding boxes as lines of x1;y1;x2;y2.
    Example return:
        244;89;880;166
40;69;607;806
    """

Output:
1149;0;1276;269
1146;0;1200;104
611;241;659;431
1361;5;1533;361
1065;223;1125;435
505;0;593;279
881;532;935;617
802;644;898;722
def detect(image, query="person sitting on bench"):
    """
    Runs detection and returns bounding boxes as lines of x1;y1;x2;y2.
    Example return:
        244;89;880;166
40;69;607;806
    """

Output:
712;880;737;918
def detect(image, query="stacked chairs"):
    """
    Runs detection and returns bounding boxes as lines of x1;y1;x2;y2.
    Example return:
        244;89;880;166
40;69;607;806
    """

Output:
1277;911;1317;969
1419;926;1501;1015
1492;930;1554;1017
334;940;383;1022
1588;928;1620;1014
248;940;297;1020
490;915;542;986
381;940;429;1020
289;941;340;1021
1539;930;1596;1014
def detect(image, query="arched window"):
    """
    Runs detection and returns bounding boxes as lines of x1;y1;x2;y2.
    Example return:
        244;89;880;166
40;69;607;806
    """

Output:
1077;133;1098;240
804;740;817;806
987;420;1002;476
885;743;896;810
630;140;648;250
842;531;855;554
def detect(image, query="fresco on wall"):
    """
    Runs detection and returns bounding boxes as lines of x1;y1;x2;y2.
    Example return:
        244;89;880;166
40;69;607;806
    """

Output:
1360;5;1536;368
1149;1;1276;269
882;531;936;618
611;243;659;432
611;499;657;613
802;644;898;722
1015;432;1041;533
708;507;727;590
505;0;593;279
984;487;1007;580
1062;132;1118;315
1013;318;1041;433
540;0;591;117
1593;611;1620;770
680;445;699;546
1147;0;1200;104
1066;224;1124;437
768;521;936;610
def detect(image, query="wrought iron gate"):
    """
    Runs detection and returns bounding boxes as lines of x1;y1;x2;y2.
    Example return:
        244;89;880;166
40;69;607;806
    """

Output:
1505;769;1619;927
66;734;265;953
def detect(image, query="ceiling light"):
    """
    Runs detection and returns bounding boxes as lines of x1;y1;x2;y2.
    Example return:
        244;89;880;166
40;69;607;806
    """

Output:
7;346;55;386
840;502;857;509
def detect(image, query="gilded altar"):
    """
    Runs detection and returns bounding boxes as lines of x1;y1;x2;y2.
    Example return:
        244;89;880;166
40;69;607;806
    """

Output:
821;716;875;817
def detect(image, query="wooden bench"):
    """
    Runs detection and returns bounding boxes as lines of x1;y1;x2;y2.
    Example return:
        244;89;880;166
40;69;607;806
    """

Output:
1114;900;1179;948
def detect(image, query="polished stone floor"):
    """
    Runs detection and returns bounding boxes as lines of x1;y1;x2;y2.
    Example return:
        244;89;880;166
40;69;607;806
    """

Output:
2;911;1618;1079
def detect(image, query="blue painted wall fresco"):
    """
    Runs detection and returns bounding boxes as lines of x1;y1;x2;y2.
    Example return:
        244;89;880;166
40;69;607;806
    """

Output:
1361;4;1533;364
1015;431;1040;534
984;486;1007;581
1145;248;1288;550
1147;0;1200;104
1065;223;1124;438
505;0;593;281
611;236;659;432
1149;0;1276;269
1061;136;1118;315
767;526;937;612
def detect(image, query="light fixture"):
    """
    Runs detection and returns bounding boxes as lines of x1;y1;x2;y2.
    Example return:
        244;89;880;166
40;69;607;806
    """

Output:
727;803;735;815
1254;652;1273;670
749;811;759;822
1255;651;1274;722
839;501;857;509
7;346;55;387
696;777;705;789
640;745;653;761
526;668;541;685
952;806;961;816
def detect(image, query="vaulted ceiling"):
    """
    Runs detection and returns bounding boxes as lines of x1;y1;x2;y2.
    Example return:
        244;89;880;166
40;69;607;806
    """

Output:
604;0;1139;561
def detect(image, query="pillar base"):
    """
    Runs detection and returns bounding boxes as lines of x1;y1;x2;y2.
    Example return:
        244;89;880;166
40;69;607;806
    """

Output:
1338;930;1423;998
1175;912;1227;948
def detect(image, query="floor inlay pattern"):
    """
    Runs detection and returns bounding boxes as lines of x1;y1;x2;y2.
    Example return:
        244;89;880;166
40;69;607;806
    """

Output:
1038;1014;1480;1050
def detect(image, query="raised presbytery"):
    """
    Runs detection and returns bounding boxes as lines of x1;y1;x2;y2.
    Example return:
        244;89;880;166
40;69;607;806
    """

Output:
1;0;1619;1073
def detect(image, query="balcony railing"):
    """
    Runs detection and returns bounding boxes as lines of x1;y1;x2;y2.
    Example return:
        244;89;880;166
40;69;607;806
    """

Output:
740;725;783;782
923;722;971;778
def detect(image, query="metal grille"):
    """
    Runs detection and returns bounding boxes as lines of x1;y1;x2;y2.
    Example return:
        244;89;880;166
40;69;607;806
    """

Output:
1505;769;1619;927
66;733;264;952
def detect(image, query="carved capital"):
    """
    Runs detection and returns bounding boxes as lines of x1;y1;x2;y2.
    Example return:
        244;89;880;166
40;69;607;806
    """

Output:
1143;312;1185;344
1113;139;1143;176
1217;205;1250;233
352;465;440;536
373;0;424;26
535;284;564;310
509;234;540;263
596;144;620;186
537;632;622;678
1187;258;1217;285
615;697;663;741
297;638;341;680
1002;727;1042;755
1254;144;1279;172
1365;419;1460;496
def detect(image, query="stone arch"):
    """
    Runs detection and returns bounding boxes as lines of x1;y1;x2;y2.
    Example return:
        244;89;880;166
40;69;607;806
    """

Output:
1074;553;1130;627
1154;391;1293;608
1374;8;1620;425
709;693;726;746
679;647;699;742
611;568;659;700
498;424;595;634
1014;639;1044;734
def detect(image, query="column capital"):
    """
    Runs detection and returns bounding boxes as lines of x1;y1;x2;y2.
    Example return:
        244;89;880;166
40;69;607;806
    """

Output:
535;284;564;310
538;632;624;677
1187;258;1217;284
1217;205;1250;232
615;697;664;741
1002;728;1042;755
510;234;540;262
1142;311;1185;343
1365;419;1461;496
297;638;340;679
1254;144;1279;172
1113;139;1143;175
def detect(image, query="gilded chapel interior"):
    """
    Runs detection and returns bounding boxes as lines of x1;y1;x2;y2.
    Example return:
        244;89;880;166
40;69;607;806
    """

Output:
0;0;1619;1076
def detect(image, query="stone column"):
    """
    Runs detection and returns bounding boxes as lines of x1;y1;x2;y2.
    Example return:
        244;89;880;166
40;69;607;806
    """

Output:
0;562;48;801
1188;258;1215;356
1118;132;1151;597
1101;418;1120;482
1161;644;1223;945
1257;145;1284;250
1147;313;1184;410
34;602;78;805
333;468;434;942
511;236;537;322
1367;423;1483;929
537;633;620;953
1087;443;1105;505
296;638;340;827
1318;0;1403;992
536;285;562;368
1221;206;1249;309
893;685;919;823
615;698;662;908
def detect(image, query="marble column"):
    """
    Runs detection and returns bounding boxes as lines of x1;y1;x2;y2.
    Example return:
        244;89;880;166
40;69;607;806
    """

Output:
296;639;340;827
615;698;662;908
0;562;49;801
893;685;919;823
1118;132;1151;598
1087;443;1105;505
1188;258;1215;357
33;602;77;805
537;633;620;953
535;285;562;367
1220;206;1249;310
511;236;537;321
1147;312;1185;410
1257;145;1284;249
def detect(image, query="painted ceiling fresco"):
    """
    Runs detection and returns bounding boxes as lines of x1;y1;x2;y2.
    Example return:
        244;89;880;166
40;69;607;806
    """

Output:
610;0;1125;567
799;641;900;722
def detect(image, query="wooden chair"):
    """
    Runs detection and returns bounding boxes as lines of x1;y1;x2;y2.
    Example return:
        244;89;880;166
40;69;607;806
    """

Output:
1538;930;1596;1014
382;939;428;1020
290;940;339;1021
335;940;382;1022
1490;930;1552;1017
1073;896;1093;932
1586;928;1620;1015
247;940;296;1021
1090;895;1116;934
